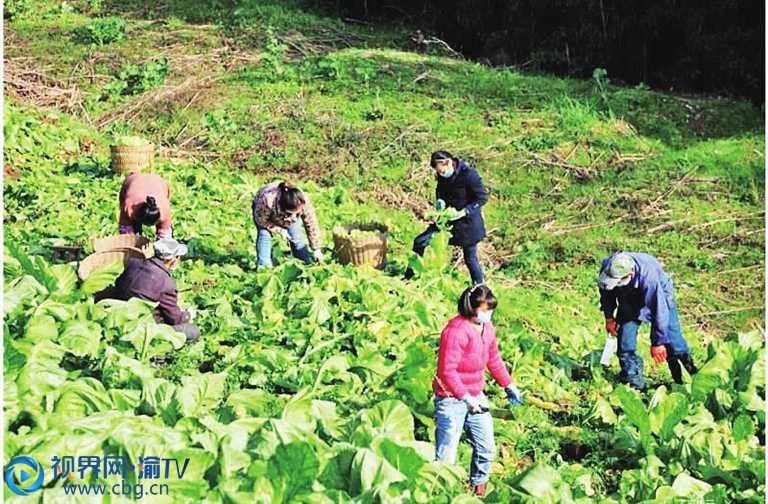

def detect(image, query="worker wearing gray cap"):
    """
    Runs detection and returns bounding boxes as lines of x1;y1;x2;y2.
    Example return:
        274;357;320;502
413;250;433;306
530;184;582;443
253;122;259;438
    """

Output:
96;238;199;344
598;252;698;390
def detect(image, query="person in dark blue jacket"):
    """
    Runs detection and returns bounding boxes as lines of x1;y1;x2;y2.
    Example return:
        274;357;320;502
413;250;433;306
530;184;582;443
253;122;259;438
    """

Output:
598;252;698;390
408;150;489;284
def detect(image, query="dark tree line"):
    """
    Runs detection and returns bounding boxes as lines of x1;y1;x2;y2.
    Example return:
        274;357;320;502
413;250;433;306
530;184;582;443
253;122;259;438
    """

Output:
321;0;764;102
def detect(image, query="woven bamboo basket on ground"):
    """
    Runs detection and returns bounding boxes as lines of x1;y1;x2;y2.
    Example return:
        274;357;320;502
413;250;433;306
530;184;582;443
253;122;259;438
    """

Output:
110;144;154;173
77;247;146;280
91;234;152;256
333;222;388;269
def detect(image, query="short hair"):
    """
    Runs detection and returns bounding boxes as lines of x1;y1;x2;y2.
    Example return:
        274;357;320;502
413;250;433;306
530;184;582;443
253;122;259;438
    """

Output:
457;284;498;318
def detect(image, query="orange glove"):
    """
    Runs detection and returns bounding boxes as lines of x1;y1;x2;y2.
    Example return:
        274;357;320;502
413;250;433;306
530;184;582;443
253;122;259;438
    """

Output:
605;318;619;337
651;345;668;364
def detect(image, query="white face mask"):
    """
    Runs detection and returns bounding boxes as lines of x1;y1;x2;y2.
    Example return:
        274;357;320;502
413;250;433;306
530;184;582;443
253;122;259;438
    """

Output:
475;310;493;324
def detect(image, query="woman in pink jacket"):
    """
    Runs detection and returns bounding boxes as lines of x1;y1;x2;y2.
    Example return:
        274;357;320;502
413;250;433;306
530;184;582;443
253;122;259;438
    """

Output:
118;173;173;239
432;284;522;496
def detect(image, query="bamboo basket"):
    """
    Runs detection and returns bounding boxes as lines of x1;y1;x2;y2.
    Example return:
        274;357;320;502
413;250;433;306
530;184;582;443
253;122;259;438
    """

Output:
333;222;388;269
110;144;154;173
91;234;152;256
77;247;146;280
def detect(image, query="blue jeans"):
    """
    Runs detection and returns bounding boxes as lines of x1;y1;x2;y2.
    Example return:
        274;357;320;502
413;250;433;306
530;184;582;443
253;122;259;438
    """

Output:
618;304;692;389
434;394;495;486
413;225;484;284
256;221;313;268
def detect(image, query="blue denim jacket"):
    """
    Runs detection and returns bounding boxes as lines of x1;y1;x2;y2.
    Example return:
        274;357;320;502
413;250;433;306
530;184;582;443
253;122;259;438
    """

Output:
598;252;677;345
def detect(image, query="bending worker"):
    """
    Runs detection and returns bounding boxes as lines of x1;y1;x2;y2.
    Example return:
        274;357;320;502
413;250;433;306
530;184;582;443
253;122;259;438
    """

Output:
598;251;698;390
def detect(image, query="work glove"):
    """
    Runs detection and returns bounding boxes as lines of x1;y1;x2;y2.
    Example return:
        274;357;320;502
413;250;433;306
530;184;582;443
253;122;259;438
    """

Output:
651;345;668;364
313;250;324;263
435;198;446;211
280;228;291;241
605;318;619;337
446;207;467;221
462;395;483;414
505;384;523;406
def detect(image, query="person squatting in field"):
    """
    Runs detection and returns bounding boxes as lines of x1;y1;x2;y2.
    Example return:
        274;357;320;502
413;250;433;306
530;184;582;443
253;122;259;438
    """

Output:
252;181;324;268
432;284;523;496
406;150;489;285
598;252;699;390
118;172;173;239
95;238;200;344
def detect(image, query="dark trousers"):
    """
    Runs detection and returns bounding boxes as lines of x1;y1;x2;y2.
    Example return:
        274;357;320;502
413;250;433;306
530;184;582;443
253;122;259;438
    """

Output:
618;305;697;389
412;224;484;285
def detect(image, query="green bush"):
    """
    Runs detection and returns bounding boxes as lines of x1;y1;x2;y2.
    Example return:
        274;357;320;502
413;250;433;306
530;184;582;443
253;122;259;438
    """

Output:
74;17;126;45
4;0;33;19
106;58;169;96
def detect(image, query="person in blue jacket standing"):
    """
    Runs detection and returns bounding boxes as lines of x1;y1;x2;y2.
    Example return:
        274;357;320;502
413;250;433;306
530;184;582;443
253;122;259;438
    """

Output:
407;150;489;284
598;252;698;390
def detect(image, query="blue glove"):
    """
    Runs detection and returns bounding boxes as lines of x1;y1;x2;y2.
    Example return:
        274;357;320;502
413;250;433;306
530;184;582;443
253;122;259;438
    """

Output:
505;384;523;406
435;198;446;211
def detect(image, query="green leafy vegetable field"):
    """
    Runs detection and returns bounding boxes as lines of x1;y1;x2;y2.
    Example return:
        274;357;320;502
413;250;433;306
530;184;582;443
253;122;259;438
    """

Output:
4;1;765;502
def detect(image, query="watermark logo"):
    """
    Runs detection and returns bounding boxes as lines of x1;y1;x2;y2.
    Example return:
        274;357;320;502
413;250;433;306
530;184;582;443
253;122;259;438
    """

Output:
5;456;45;496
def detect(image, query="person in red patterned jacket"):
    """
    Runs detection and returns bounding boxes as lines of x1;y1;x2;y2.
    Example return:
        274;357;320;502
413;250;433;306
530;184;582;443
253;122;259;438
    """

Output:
432;284;523;496
251;181;323;268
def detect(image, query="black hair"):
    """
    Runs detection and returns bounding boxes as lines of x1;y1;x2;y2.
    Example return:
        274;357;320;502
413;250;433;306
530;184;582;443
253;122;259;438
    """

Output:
278;182;305;212
457;284;498;318
430;150;457;168
138;196;161;226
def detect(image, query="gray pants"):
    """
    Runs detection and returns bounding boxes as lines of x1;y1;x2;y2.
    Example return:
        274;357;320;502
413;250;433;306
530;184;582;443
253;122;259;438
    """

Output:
173;322;200;343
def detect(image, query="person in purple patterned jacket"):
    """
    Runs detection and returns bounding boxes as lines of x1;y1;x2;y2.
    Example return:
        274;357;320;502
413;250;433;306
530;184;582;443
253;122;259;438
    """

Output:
252;181;323;268
95;238;199;343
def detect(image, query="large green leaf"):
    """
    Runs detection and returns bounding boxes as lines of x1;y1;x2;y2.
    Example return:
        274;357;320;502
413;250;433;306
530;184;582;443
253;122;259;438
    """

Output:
52;378;138;421
266;442;320;503
731;415;756;442
14;339;67;402
80;261;124;296
616;385;652;451
141;377;180;424
509;463;573;502
4;275;46;318
59;320;102;357
649;389;689;441
319;444;358;492
349;448;405;496
670;473;712;497
371;437;426;477
350;400;415;447
25;314;58;343
311;400;344;439
177;372;227;418
120;319;186;361
101;346;156;388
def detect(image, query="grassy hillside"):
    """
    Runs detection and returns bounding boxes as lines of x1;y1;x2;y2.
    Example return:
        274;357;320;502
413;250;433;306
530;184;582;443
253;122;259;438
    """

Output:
4;1;765;502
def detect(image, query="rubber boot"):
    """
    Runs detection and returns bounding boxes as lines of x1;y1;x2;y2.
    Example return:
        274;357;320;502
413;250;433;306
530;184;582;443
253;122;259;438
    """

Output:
472;483;487;496
680;354;698;376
